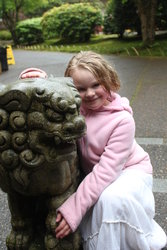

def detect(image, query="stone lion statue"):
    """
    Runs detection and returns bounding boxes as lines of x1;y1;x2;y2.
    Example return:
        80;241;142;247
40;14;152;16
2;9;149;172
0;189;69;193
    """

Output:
0;77;86;250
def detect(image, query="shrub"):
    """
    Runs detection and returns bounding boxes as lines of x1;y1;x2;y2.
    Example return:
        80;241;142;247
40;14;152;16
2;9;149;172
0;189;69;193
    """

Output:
16;17;44;45
41;3;102;42
0;30;12;40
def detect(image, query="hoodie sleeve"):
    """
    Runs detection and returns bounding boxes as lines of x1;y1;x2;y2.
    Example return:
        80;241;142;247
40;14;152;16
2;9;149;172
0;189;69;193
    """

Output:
58;114;135;232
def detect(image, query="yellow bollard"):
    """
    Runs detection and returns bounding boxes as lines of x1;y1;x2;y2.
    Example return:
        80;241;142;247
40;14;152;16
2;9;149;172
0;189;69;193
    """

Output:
7;45;15;65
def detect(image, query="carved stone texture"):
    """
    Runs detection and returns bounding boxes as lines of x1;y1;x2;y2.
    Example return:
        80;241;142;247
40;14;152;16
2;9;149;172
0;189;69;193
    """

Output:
0;77;86;250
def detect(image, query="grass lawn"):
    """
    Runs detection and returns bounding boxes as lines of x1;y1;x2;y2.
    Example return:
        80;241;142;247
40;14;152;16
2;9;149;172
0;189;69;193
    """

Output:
23;33;167;57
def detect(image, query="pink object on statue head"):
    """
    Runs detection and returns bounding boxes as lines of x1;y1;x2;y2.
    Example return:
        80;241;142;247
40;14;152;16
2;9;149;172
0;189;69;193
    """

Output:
19;68;48;79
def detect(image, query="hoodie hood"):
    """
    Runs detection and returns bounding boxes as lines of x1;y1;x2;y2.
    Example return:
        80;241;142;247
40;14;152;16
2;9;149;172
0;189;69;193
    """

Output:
81;92;133;116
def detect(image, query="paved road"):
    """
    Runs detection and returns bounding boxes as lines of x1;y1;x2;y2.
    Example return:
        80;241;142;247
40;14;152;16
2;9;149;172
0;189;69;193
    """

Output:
0;49;167;249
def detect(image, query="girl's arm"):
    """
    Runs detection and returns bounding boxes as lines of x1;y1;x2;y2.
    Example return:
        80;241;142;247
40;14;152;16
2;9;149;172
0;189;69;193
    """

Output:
57;114;135;233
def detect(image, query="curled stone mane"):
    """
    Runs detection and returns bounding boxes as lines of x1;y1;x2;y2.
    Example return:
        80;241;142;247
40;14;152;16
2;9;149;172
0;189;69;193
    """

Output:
0;77;86;250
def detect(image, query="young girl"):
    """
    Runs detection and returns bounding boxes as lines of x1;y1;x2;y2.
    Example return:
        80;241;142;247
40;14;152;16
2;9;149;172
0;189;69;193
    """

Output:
20;52;167;250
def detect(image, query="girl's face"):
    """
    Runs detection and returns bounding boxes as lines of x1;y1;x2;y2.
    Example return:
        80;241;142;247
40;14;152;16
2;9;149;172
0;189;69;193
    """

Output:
71;68;110;110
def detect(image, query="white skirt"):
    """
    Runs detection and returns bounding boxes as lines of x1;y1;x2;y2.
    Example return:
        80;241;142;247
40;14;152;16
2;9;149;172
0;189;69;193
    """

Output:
79;169;167;250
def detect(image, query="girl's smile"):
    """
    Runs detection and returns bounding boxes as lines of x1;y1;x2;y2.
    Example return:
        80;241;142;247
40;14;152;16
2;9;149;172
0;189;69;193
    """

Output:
71;68;110;110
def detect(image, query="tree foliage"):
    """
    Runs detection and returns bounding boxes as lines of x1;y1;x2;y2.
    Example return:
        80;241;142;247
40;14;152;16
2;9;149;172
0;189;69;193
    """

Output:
0;0;166;46
0;0;47;44
105;0;160;45
24;0;62;17
104;0;141;38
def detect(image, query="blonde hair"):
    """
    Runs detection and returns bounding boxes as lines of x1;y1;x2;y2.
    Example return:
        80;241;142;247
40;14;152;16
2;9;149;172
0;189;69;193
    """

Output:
65;51;120;93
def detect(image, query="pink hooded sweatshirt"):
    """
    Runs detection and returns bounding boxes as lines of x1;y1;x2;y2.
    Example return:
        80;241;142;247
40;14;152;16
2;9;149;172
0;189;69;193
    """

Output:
58;93;152;232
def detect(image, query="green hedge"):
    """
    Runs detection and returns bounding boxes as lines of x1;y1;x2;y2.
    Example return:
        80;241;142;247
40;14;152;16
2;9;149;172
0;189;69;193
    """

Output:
16;17;44;45
41;3;102;42
0;30;12;40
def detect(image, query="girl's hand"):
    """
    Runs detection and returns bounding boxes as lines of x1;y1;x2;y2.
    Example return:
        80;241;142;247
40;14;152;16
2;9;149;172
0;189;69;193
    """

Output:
55;212;72;239
19;68;48;79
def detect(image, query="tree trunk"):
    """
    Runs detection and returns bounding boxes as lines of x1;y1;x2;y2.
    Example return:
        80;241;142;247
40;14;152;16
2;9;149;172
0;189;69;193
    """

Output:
136;0;157;46
1;0;23;45
2;11;19;45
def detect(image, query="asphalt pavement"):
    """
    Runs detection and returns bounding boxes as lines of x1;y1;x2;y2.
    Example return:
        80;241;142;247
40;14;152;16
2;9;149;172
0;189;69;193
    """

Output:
0;49;167;249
